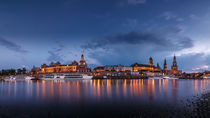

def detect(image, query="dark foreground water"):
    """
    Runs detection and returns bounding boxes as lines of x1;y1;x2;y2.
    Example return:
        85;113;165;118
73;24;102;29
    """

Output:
0;79;210;118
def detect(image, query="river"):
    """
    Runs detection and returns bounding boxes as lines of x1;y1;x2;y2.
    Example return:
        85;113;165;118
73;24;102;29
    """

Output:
0;79;209;118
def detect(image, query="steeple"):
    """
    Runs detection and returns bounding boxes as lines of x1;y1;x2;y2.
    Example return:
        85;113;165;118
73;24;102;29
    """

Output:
171;54;178;71
81;54;84;61
164;59;167;66
173;54;177;66
164;58;167;73
157;63;161;70
149;57;153;66
79;54;87;67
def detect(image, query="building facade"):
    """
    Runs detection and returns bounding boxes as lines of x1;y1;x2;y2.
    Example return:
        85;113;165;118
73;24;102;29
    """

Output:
164;55;182;75
168;55;182;75
39;54;91;74
104;65;133;72
92;65;133;77
132;57;161;73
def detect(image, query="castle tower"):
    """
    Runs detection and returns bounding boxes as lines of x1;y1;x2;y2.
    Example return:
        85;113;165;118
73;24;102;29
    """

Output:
149;57;153;66
164;59;167;74
81;54;85;62
171;55;178;71
78;54;91;72
79;54;87;67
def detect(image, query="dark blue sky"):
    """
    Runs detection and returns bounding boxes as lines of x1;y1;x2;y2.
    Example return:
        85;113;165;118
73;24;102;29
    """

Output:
0;0;210;72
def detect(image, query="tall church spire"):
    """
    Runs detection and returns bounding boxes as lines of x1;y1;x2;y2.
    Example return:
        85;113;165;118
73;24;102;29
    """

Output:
173;54;177;66
81;54;84;61
172;54;178;71
164;58;167;74
149;57;153;66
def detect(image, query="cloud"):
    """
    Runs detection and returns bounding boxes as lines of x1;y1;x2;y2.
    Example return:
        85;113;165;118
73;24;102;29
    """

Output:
128;0;147;5
177;53;210;72
81;27;194;69
81;30;193;52
161;11;177;20
122;19;138;29
161;11;184;21
176;18;184;22
192;65;209;72
189;14;200;20
0;36;27;53
47;40;65;62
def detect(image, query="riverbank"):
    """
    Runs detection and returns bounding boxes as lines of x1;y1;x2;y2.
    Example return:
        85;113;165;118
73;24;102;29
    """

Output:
188;91;210;117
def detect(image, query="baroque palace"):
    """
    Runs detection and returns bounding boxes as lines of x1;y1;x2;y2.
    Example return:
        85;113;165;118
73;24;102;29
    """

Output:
38;54;91;74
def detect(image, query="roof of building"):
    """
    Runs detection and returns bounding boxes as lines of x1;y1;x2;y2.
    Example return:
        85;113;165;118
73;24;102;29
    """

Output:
93;66;105;70
104;65;132;67
131;63;155;67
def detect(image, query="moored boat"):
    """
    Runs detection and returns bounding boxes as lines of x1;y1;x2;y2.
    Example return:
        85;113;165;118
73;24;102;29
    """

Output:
3;76;16;81
163;75;179;79
64;74;93;80
25;76;35;80
148;76;163;79
39;73;93;80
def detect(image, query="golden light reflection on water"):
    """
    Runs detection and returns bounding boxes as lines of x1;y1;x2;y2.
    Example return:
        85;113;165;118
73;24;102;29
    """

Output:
0;79;210;102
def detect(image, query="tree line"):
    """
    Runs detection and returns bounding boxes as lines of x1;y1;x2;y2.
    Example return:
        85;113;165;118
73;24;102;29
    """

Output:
0;68;27;76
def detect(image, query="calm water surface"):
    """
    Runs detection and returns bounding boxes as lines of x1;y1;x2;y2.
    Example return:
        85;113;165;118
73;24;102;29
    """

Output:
0;79;210;118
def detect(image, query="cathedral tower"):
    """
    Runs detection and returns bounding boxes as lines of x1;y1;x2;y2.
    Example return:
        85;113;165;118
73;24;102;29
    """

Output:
79;54;87;67
164;59;167;74
171;55;178;71
149;57;153;66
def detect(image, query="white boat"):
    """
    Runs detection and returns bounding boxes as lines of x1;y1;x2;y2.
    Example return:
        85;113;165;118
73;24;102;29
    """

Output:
25;76;35;80
54;74;65;79
202;75;210;79
39;74;55;80
163;75;179;79
3;76;16;81
64;74;93;80
39;73;93;80
103;76;107;79
148;76;163;79
162;76;170;79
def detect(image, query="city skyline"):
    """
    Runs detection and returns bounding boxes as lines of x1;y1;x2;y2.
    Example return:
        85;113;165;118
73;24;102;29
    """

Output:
0;0;210;72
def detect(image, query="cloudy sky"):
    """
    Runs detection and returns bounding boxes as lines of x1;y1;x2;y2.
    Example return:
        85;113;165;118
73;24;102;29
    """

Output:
0;0;210;72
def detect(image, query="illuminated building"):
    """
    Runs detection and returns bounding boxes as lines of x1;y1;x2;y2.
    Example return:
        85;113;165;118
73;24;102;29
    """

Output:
168;55;182;75
93;65;133;77
171;55;178;71
163;59;167;74
40;61;78;73
78;54;91;72
132;57;161;73
157;63;162;71
38;54;91;74
104;65;133;72
149;57;153;66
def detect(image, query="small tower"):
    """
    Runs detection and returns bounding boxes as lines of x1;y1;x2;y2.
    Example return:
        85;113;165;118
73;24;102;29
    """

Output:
171;54;178;71
81;54;85;62
149;57;153;66
79;54;87;67
164;59;167;74
157;63;161;70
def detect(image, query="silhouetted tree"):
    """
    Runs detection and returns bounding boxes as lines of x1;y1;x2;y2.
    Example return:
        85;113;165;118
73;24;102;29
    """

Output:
17;68;22;74
0;69;16;76
22;68;26;74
